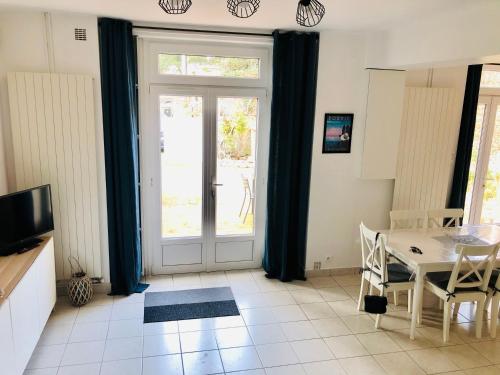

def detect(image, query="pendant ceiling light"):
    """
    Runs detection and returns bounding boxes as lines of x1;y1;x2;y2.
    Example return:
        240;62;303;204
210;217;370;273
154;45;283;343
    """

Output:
227;0;260;18
158;0;192;15
296;0;325;27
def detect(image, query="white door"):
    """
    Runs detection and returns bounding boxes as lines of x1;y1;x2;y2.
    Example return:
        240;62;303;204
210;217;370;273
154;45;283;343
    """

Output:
144;86;269;274
464;96;500;225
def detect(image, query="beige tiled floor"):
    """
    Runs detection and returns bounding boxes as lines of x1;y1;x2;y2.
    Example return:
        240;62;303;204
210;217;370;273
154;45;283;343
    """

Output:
25;269;500;375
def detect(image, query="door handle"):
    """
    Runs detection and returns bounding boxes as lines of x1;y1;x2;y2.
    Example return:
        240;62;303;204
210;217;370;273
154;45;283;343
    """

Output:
211;183;223;199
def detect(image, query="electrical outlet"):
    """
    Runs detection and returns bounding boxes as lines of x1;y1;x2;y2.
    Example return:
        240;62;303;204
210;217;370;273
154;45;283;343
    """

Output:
314;261;322;270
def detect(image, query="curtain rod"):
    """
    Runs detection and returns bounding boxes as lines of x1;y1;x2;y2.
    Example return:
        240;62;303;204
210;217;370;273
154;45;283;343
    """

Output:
132;25;273;38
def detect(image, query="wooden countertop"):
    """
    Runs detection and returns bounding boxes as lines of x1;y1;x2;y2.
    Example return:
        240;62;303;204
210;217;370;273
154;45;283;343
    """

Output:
0;237;51;304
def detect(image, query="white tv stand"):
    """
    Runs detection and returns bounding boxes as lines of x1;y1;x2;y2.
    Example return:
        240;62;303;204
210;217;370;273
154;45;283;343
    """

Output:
0;237;56;375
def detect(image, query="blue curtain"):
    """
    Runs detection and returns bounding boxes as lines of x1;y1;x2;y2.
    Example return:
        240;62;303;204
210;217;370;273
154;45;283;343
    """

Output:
448;65;483;210
262;30;320;282
98;18;148;295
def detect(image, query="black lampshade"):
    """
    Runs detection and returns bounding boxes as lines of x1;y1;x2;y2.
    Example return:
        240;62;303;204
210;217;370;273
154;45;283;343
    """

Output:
296;0;325;27
227;0;260;18
159;0;192;15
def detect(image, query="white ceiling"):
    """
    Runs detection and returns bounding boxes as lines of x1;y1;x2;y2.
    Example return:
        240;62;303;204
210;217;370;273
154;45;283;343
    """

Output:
0;0;477;31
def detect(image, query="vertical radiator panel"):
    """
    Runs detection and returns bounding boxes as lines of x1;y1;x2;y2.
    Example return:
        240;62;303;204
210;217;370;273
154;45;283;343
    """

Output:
393;87;461;211
7;72;101;280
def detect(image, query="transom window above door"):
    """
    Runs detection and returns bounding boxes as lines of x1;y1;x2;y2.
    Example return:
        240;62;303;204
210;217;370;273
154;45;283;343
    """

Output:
158;53;260;79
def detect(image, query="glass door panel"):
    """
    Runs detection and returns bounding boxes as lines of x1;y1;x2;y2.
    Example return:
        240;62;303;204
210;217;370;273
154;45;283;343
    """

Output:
215;97;258;236
480;105;500;224
464;102;488;224
160;95;203;238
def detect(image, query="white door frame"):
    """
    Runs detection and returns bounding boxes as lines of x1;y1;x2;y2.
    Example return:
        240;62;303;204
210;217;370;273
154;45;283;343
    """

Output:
468;95;500;224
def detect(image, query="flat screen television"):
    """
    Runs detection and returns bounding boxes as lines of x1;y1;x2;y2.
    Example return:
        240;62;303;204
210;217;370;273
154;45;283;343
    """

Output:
0;184;54;256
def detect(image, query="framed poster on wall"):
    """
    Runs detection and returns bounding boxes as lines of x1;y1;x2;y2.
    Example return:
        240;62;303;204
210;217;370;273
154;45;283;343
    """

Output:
322;113;354;154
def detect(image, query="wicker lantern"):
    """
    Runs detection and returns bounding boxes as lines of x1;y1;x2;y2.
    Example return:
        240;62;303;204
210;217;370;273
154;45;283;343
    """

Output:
158;0;192;15
67;256;94;307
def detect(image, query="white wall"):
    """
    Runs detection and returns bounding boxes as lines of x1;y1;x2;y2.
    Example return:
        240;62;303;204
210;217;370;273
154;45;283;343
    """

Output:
0;11;109;282
306;31;395;270
368;1;500;69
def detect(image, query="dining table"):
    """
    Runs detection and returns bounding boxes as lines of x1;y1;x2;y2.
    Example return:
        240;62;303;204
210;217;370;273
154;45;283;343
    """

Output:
380;224;500;340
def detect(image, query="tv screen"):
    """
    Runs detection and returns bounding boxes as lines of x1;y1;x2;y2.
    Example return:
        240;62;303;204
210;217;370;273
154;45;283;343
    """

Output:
0;185;54;255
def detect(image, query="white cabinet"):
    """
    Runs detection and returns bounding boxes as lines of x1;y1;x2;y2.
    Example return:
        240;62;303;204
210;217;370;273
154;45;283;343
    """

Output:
360;69;406;179
0;300;16;375
0;238;56;375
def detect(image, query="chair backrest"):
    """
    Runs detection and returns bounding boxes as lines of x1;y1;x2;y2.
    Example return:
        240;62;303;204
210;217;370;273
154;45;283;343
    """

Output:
360;222;388;283
390;210;427;230
427;208;464;228
447;243;499;293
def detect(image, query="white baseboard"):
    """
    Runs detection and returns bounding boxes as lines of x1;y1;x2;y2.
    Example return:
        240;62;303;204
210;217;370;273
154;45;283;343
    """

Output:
306;267;359;278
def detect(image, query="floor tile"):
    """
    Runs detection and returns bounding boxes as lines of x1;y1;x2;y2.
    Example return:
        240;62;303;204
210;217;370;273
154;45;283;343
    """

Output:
76;305;112;323
220;346;262;372
107;319;143;339
256;342;299;367
110;303;144;321
113;294;144;306
324;335;369;358
143;321;178;336
48;306;79;325
70;321;109;342
182;350;224;375
226;370;265;375
407;348;461;374
290;289;325;304
328;300;364;317
341;315;377;334
143;333;181;357
317;287;351;302
213;315;245;329
385;329;434;351
439;344;492;369
265;364;306;375
290;338;334;363
26;344;66;369
180;330;218;352
143;354;183;375
241;307;279;326
309;276;339;288
57;363;101;375
469;341;500;364
215;327;253;348
280;321;319;341
103;337;143;362
300;302;337;320
60;340;106;366
302;359;347;375
23;368;58;375
38;323;73;346
271;305;308;323
248;323;287;345
373;352;425;375
100;358;143;375
339;356;386;375
356;332;402;354
310;318;351;338
333;275;361;287
464;366;500;375
418;325;465;347
178;317;215;332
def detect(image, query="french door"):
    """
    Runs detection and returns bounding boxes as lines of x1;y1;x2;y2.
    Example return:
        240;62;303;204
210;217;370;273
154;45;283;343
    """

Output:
464;95;500;224
143;86;268;274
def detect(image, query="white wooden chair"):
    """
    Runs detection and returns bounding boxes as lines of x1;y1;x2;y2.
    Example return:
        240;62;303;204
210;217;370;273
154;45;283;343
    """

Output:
358;223;415;328
424;243;499;342
427;208;464;228
487;269;500;338
390;210;428;230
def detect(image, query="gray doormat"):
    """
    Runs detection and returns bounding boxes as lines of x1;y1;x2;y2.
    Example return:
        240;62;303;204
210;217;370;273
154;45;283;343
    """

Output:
144;287;240;323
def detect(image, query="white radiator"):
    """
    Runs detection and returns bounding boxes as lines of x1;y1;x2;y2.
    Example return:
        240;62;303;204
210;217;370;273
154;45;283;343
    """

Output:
7;72;101;280
393;87;461;211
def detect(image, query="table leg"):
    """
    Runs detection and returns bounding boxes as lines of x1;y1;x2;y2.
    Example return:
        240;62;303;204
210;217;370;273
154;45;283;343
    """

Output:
411;267;424;340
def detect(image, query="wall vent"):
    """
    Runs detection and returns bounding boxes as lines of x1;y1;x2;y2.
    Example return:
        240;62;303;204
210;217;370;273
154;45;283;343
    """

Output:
74;28;87;41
